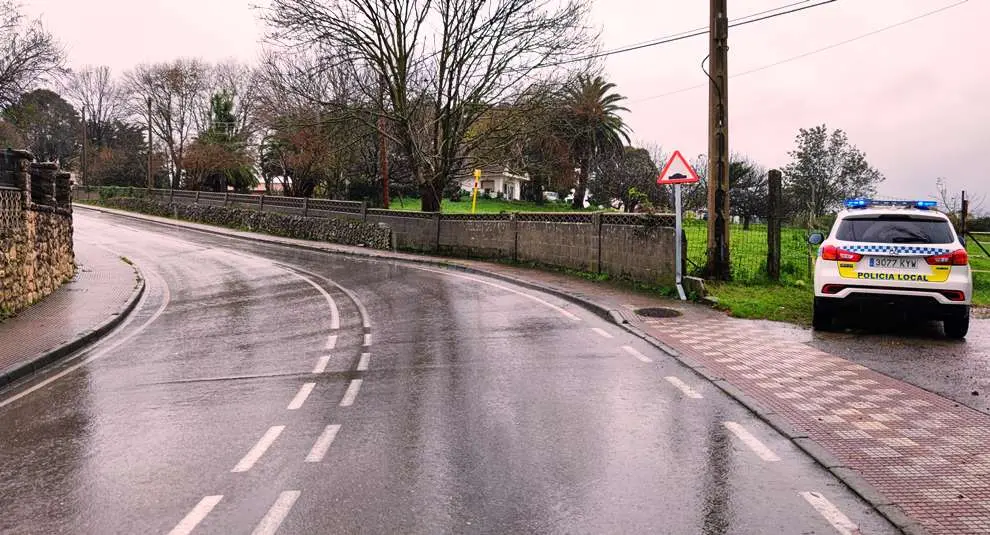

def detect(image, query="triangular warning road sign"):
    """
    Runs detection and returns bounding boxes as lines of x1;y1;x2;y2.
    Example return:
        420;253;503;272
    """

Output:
658;150;700;185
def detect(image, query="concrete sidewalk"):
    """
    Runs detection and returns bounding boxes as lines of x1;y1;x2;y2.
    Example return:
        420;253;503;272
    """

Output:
0;238;144;387
78;203;990;535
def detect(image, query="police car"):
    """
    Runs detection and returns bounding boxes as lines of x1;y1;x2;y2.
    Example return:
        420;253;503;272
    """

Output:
809;199;972;338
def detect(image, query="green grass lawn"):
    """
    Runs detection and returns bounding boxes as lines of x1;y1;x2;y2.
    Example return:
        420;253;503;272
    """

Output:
387;196;599;213
707;282;814;325
967;234;990;306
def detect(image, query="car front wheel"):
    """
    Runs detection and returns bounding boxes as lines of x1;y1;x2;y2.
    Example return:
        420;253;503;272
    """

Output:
943;306;970;339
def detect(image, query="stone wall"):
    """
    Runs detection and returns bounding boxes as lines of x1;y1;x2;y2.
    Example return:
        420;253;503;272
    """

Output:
96;197;393;250
79;188;679;288
0;150;75;317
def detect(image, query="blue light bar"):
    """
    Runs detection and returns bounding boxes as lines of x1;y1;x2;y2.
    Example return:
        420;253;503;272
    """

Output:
843;199;938;210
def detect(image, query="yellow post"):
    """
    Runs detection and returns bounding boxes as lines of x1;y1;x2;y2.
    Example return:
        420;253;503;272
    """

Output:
471;169;481;214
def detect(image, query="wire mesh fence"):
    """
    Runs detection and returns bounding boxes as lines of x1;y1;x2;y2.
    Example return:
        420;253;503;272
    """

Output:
684;220;816;283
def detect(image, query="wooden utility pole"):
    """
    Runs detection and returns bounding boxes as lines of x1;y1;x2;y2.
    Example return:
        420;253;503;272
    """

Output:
147;97;153;189
767;170;782;281
379;116;389;209
81;107;88;185
961;190;969;235
705;0;731;280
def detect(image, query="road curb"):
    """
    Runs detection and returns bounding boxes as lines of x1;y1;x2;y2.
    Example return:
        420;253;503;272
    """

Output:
0;260;146;390
76;203;919;533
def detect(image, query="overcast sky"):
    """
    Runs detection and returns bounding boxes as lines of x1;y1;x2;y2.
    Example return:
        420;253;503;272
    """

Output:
21;0;988;205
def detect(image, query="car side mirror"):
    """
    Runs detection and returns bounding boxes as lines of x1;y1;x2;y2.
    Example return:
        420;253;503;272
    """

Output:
808;232;824;245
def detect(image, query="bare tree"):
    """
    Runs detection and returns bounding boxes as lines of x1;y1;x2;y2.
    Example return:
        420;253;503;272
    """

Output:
62;66;127;146
264;0;595;211
124;59;211;188
0;1;65;108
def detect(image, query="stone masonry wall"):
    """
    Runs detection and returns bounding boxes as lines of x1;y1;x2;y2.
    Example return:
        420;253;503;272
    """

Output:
96;197;393;250
81;188;679;289
0;150;75;318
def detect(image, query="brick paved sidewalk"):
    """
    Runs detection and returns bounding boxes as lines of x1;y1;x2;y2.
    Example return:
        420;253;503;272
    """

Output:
79;204;990;534
0;239;140;383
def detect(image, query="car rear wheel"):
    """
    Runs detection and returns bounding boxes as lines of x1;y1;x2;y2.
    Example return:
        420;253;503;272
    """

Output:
813;298;835;331
943;307;970;339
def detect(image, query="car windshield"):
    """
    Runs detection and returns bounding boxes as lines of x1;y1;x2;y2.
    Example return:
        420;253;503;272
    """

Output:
836;215;955;244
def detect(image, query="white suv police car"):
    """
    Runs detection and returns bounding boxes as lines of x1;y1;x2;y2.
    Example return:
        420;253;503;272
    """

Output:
809;199;972;338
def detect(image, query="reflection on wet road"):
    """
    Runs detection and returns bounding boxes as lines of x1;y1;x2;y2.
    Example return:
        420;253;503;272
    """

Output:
0;211;897;534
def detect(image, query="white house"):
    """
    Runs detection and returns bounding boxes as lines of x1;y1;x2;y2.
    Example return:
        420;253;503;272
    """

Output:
459;166;530;201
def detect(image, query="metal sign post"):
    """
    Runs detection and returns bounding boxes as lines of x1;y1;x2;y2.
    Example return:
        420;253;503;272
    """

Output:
674;183;686;301
657;150;700;302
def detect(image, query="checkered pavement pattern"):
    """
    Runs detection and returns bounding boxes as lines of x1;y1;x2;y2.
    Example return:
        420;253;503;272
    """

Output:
841;244;952;256
641;315;990;535
0;241;136;374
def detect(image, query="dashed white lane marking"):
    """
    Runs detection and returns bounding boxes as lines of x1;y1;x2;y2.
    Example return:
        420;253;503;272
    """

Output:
340;379;363;407
357;352;371;372
287;383;316;411
800;491;861;535
167;495;223;535
723;421;781;462
312;356;331;375
326;335;337;350
251;490;301;535
592;327;614;339
0;271;171;410
232;426;285;473
664;376;704;399
621;345;653;363
408;266;581;321
363;333;372;347
305;425;342;463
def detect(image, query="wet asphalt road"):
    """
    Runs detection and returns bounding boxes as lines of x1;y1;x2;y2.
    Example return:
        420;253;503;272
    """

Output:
0;211;897;534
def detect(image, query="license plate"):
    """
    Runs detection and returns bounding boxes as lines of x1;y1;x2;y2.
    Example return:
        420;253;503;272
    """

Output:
868;257;918;269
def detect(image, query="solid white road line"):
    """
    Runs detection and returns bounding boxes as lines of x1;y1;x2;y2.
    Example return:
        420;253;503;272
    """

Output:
408;266;581;321
280;264;371;329
357;352;371;371
326;335;337;350
664;376;704;399
592;327;614;339
167;495;223;535
232;426;285;473
800;491;861;535
312;356;331;375
251;491;302;535
287;383;316;410
0;271;171;410
340;379;363;407
363;333;372;347
305;425;342;463
723;421;781;462
622;345;653;363
288;271;340;330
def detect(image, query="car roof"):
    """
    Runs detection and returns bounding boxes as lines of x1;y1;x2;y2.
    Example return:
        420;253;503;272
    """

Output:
837;207;950;220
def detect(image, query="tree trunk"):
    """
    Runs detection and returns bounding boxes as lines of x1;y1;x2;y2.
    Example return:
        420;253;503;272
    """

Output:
743;215;751;230
421;181;441;212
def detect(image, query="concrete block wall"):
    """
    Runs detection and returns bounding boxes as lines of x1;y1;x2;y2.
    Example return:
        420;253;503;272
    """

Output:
600;224;677;286
516;221;599;272
439;218;515;258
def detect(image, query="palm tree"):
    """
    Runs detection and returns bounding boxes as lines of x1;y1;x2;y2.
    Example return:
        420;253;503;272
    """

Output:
563;76;630;209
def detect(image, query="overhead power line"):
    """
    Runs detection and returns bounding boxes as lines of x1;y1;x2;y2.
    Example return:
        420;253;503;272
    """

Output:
555;0;838;66
633;0;970;103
